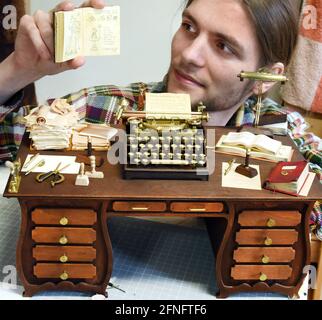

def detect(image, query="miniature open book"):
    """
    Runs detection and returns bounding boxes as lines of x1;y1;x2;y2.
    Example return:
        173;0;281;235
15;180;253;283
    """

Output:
54;6;120;63
215;131;293;162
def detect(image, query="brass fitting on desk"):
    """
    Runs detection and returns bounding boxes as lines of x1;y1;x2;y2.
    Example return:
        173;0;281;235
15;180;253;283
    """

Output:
5;158;21;194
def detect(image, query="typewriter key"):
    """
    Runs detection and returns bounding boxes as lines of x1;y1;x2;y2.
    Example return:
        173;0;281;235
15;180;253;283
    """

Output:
128;136;137;143
196;136;204;143
133;158;140;165
147;143;154;149
135;152;142;158
174;136;181;143
184;154;191;160
151;136;158;142
151;152;158;159
186;144;194;150
171;144;178;150
163;144;170;151
160;153;166;159
141;158;150;165
130;144;138;151
190;160;197;166
175;153;182;160
195;145;202;152
198;160;206;166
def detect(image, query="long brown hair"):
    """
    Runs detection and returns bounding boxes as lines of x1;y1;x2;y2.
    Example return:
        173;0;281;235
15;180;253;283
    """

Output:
185;0;302;66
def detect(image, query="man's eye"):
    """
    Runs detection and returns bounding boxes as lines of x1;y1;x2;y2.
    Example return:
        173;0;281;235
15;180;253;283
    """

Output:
216;41;234;55
181;22;195;33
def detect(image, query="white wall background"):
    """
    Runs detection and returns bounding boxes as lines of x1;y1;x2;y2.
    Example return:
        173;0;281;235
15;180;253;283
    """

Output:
30;0;184;103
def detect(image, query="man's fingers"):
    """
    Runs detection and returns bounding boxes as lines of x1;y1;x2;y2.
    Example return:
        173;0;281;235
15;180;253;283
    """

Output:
18;15;51;61
48;0;75;17
54;57;85;73
33;10;54;58
68;56;86;69
54;1;75;12
80;0;106;9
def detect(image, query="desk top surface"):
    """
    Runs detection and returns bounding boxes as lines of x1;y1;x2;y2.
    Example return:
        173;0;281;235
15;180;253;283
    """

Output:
4;127;321;201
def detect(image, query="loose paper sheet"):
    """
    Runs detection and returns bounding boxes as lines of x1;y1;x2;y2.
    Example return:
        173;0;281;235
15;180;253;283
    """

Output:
22;155;80;174
299;172;316;196
145;93;191;119
222;162;262;190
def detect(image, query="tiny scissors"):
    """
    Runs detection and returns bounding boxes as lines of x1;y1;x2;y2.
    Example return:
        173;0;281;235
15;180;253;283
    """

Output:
36;162;71;187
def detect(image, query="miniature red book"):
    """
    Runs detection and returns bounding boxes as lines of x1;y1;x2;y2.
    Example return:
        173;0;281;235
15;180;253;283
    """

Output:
264;160;310;196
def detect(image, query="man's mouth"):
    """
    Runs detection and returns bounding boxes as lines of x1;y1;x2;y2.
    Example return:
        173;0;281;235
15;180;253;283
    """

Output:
174;69;205;88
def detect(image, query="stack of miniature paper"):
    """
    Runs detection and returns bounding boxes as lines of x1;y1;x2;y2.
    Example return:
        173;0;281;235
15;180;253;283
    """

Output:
24;99;79;150
71;124;118;150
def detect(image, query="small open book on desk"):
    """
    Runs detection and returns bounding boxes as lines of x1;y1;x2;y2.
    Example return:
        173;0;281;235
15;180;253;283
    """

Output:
215;131;293;162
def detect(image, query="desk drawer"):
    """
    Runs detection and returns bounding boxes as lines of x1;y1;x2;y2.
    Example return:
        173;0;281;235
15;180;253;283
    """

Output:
231;265;292;281
32;208;96;226
34;263;96;280
236;229;298;245
170;202;224;213
238;211;301;227
32;227;96;244
112;201;166;212
233;247;295;263
33;246;96;262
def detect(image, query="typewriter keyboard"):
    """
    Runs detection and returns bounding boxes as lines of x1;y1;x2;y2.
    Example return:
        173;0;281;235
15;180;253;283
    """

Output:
127;128;207;167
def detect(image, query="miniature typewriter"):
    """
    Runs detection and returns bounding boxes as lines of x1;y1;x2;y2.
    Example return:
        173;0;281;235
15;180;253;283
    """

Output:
116;97;211;180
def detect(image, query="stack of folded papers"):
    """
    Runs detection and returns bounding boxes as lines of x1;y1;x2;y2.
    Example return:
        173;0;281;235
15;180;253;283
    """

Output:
24;99;79;150
71;124;118;150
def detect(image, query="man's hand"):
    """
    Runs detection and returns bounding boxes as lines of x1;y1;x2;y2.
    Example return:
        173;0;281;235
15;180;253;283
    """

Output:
0;0;106;104
13;0;106;79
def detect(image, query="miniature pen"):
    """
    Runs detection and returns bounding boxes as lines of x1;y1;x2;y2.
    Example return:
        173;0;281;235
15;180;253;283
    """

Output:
23;153;40;169
224;158;236;176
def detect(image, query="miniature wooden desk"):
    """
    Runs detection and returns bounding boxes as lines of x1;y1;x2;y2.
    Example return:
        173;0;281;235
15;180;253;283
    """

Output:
3;127;321;298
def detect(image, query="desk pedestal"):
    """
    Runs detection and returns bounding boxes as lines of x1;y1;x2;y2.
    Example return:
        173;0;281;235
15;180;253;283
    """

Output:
16;198;312;299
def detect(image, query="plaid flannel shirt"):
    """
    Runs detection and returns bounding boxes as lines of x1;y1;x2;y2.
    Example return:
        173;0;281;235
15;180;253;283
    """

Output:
0;90;29;163
1;80;321;235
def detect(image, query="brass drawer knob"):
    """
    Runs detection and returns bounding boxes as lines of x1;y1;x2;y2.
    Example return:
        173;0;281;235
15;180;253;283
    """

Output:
59;217;69;226
264;237;273;246
267;218;276;228
59;254;68;263
259;272;268;282
131;207;149;211
261;255;270;264
59;235;68;245
189;208;206;212
60;271;69;281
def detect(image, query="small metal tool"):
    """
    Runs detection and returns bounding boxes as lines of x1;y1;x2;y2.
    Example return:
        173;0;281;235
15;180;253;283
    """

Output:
22;153;40;169
25;159;45;176
36;162;71;187
224;158;236;176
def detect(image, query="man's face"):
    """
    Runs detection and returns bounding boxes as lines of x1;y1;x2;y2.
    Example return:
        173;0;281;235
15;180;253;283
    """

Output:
167;0;262;111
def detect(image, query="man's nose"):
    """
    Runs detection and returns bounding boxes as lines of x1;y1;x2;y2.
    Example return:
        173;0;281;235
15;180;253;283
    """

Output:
181;36;206;68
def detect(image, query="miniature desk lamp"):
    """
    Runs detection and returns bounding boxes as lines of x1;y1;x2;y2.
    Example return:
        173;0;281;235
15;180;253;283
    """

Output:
237;69;288;135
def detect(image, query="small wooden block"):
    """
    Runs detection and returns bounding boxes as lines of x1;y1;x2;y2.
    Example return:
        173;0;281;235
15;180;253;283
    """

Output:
235;164;258;178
